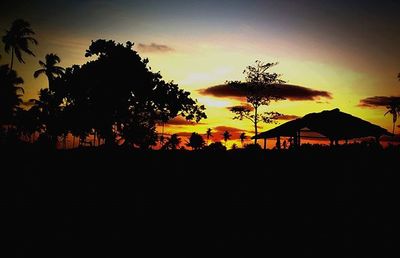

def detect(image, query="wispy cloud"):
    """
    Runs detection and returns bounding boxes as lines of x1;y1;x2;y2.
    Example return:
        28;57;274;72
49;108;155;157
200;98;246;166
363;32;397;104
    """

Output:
137;43;174;53
199;83;332;101
358;96;400;108
165;116;204;126
276;114;300;120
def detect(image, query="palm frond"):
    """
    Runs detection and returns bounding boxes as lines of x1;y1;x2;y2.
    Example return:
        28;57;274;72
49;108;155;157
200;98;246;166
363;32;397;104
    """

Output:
14;48;24;63
34;69;46;78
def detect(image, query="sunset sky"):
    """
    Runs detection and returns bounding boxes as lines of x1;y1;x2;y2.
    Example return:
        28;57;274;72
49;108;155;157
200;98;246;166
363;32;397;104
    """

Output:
1;0;399;146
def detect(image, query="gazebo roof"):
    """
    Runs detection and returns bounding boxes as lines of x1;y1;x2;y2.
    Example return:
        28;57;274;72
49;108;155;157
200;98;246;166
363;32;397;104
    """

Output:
253;108;392;140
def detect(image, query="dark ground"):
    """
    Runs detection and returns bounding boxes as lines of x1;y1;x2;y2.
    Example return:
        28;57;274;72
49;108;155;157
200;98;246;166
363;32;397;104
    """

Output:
1;144;398;257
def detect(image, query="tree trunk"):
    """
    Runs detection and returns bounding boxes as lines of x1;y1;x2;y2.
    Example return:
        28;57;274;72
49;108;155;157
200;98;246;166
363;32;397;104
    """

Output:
48;77;52;91
10;48;14;71
393;121;395;135
254;107;258;144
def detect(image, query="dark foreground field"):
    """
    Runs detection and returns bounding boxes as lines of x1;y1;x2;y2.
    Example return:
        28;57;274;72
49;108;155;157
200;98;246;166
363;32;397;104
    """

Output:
1;144;398;257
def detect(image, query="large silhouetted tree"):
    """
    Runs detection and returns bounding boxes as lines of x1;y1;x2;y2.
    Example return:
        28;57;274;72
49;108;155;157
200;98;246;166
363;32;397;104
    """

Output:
34;54;65;91
228;61;285;144
57;39;206;148
385;100;400;135
0;65;24;126
2;19;38;70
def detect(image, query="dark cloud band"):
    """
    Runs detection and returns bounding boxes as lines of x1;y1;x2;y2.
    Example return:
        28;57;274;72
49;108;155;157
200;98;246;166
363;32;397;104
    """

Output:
199;83;332;101
358;96;400;108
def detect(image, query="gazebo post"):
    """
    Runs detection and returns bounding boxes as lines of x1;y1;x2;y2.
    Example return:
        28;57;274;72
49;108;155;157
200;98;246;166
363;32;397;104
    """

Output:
263;138;267;150
276;136;281;150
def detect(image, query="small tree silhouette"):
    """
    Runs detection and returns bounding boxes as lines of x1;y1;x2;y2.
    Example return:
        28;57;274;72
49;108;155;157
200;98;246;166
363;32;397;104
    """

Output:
239;132;247;147
206;128;212;145
0;65;24;127
384;100;400;135
222;130;231;147
186;132;205;150
164;134;181;150
227;61;285;144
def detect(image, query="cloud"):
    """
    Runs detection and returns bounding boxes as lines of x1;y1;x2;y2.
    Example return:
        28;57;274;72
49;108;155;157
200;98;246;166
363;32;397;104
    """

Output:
213;126;249;133
276;114;300;120
199;83;332;101
226;104;254;111
175;132;196;138
164;116;204;127
137;43;174;53
358;96;400;108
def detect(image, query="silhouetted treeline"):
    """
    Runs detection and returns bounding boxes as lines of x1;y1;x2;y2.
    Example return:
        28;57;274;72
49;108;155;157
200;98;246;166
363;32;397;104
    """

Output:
1;20;206;148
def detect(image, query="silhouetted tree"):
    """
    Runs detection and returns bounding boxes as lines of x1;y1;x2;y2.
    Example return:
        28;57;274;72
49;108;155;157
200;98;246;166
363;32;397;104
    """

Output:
163;134;181;150
385;100;400;134
228;61;285;144
15;107;42;143
64;39;206;148
2;19;38;70
0;65;24;127
186;132;205;150
239;132;246;147
30;88;63;146
206;128;212;145
205;141;226;151
34;54;65;91
222;130;231;146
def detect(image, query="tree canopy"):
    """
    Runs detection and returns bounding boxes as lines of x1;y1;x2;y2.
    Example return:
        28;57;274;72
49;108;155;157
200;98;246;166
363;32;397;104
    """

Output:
38;39;207;148
228;61;285;143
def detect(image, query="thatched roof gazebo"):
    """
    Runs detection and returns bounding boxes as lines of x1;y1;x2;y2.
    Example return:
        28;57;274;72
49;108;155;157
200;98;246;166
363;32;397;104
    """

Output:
253;108;392;149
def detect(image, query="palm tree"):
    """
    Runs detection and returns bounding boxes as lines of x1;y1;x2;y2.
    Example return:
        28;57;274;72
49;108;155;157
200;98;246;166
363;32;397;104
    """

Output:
0;65;24;126
2;19;38;70
222;130;231;147
384;100;400;135
206;128;212;145
239;132;246;147
30;88;62;146
34;54;65;91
